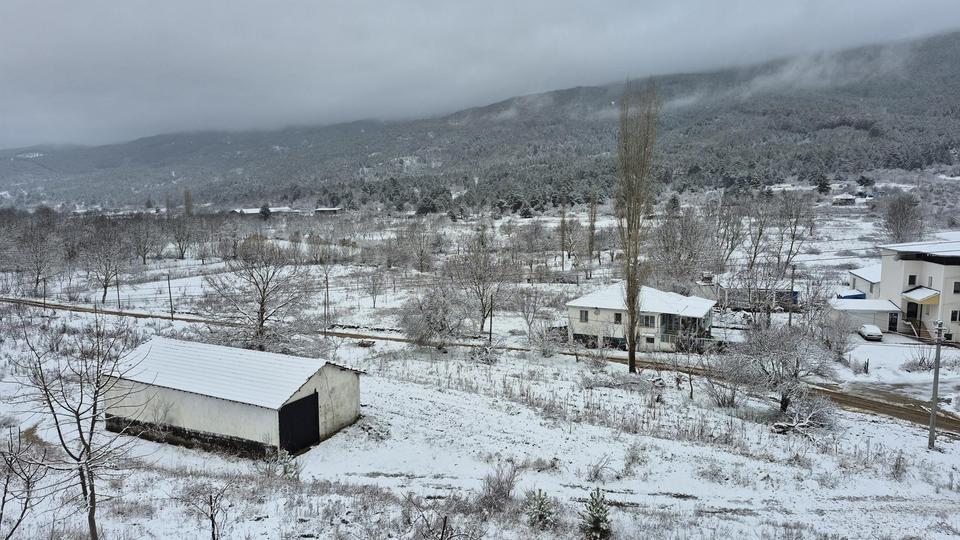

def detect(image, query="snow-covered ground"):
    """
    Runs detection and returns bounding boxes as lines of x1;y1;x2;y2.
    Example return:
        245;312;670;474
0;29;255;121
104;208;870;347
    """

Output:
2;308;960;539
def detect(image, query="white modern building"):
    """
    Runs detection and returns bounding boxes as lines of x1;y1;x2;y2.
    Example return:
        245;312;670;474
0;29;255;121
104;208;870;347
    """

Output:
105;337;362;455
876;239;960;340
566;282;716;352
843;239;960;340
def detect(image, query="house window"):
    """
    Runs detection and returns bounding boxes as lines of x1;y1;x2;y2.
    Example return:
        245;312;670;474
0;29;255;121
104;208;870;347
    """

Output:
928;276;933;288
851;278;857;289
645;336;655;344
638;315;656;327
869;283;874;294
954;282;960;294
579;310;589;323
908;275;917;286
952;310;960;322
613;313;622;325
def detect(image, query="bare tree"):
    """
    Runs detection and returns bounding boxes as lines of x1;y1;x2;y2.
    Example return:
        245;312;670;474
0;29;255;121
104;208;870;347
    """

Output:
176;478;235;540
1;428;49;540
514;286;547;343
585;188;599;279
366;268;385;308
880;191;923;243
615;81;659;373
399;280;466;348
13;214;61;295
735;326;832;412
447;227;512;338
703;189;745;274
651;205;710;293
168;216;197;260
12;311;141;540
129;214;162;266
80;220;130;304
203;237;310;350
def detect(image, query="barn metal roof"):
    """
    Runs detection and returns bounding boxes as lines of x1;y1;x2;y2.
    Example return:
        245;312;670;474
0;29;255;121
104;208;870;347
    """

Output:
120;337;334;409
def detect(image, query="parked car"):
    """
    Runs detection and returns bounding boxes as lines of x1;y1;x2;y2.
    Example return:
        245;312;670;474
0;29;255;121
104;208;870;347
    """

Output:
858;324;883;342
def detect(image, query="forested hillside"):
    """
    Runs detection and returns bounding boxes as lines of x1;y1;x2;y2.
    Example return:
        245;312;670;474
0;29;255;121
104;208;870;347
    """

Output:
1;31;958;211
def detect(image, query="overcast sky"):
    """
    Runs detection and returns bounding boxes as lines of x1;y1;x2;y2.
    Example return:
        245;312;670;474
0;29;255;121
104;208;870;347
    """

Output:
1;0;959;149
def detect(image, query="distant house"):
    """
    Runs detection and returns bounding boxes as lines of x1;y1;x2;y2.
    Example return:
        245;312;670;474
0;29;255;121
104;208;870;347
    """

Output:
832;193;857;206
231;206;299;217
314;207;342;216
697;273;799;311
105;337;362;456
565;282;716;352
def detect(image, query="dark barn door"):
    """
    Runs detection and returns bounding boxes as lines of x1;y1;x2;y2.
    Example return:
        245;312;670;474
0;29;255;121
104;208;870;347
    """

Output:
278;392;320;454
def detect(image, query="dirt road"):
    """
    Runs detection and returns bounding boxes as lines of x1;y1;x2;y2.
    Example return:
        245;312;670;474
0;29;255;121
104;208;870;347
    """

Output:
3;295;958;436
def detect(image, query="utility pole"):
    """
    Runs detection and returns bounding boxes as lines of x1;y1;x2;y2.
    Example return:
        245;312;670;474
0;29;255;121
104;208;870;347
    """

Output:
788;265;796;327
928;320;944;450
167;273;175;320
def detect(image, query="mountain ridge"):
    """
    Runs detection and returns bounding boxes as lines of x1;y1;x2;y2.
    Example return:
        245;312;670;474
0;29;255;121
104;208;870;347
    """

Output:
2;30;959;209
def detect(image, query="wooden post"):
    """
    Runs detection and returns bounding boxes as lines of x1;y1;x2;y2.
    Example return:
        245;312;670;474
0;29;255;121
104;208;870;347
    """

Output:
167;273;175;320
42;277;47;312
116;274;121;310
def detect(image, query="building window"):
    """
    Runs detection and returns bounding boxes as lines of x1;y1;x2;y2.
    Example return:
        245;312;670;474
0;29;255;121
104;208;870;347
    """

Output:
851;278;857;289
952;310;960;322
645;336;655;344
928;276;933;287
869;283;874;294
579;310;589;323
613;313;622;325
908;275;917;286
638;315;655;327
954;282;960;294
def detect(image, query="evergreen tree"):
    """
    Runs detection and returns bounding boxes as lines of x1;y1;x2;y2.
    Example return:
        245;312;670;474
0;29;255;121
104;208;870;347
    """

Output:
579;488;611;540
259;204;272;220
525;489;556;530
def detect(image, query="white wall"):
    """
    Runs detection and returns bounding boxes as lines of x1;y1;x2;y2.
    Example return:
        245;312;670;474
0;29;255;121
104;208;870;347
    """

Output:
286;365;360;440
566;307;670;351
105;379;280;446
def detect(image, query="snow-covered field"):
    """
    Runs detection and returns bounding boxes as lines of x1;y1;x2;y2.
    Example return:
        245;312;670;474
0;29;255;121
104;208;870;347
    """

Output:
2;308;960;539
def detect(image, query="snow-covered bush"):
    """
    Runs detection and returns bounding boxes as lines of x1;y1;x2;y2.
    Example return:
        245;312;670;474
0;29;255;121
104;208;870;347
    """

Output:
253;449;303;480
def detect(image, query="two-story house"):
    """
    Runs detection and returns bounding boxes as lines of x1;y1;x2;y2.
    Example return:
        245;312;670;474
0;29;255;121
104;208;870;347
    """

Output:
566;282;716;352
877;239;960;341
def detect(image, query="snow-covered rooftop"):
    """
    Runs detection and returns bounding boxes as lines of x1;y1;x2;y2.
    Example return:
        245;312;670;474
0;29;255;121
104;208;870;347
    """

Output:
566;282;716;318
829;299;901;312
880;239;960;257
849;263;882;283
120;337;327;409
902;286;940;303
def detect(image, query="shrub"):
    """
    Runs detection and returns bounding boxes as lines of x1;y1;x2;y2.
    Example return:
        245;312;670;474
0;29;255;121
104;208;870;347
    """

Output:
476;463;521;514
578;488;612;540
891;451;908;482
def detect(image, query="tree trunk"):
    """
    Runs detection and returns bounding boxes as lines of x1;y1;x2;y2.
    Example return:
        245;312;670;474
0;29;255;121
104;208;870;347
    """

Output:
779;393;790;413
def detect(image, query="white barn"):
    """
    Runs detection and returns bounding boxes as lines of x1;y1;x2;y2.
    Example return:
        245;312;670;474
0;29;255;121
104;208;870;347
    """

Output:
105;337;362;455
566;282;716;352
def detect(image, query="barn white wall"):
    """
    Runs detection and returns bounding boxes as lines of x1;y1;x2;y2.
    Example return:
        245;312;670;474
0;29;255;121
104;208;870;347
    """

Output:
286;365;360;440
105;379;280;446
